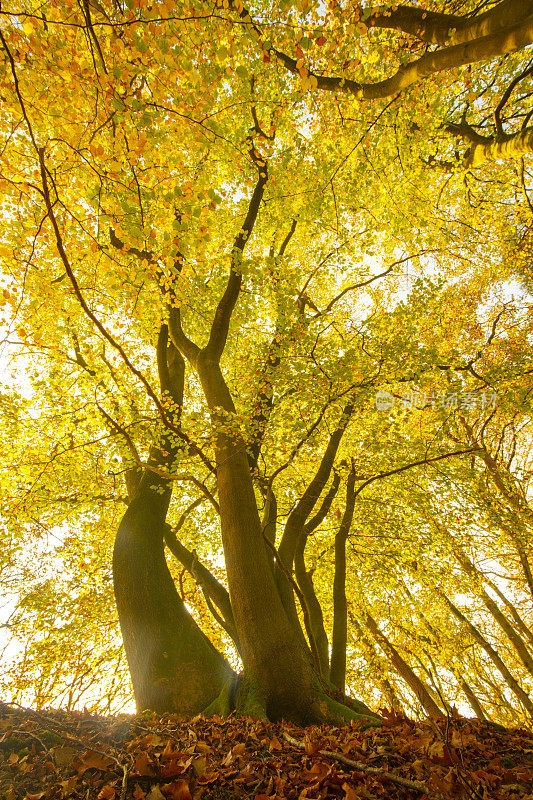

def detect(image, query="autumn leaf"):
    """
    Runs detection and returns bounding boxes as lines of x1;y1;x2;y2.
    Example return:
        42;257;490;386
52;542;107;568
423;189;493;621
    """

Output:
76;750;114;774
97;785;117;800
161;780;192;800
133;751;156;777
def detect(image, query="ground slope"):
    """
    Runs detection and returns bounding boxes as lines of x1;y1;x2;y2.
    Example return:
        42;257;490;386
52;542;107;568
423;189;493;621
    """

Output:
1;702;532;799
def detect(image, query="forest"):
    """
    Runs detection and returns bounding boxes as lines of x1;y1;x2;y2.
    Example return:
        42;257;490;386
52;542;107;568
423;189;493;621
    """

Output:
1;0;533;744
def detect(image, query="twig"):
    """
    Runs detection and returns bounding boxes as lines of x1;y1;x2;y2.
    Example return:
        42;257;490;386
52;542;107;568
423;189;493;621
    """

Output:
2;728;53;757
120;763;130;800
282;732;429;794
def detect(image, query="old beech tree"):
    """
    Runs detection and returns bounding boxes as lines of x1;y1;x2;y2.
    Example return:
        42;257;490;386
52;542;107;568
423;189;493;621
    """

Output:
1;0;533;723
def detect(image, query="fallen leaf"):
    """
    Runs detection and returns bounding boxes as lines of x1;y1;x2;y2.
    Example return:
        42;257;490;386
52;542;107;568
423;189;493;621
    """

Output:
54;746;78;768
304;736;321;756
146;787;165;800
59;777;77;796
137;734;163;749
97;785;116;800
192;756;207;778
342;783;359;800
134;751;156;776
76;749;114;774
162;780;192;800
196;771;219;785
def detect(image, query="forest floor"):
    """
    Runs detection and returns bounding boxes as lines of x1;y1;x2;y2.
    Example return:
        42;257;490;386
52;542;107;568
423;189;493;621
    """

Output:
0;701;532;800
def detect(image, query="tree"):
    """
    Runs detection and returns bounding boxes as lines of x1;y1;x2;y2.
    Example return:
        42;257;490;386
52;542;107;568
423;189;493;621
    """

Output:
1;0;533;725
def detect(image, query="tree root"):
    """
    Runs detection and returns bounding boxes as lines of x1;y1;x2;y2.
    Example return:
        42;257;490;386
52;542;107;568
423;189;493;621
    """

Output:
201;672;380;726
317;691;382;727
201;673;268;720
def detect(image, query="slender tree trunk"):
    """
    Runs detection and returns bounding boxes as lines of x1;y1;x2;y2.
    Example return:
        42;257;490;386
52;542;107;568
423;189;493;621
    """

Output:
441;593;533;719
294;534;330;676
460;679;490;721
453;547;533;676
362;611;445;719
478;668;518;718
484;575;533;649
351;617;404;713
517;541;533;601
330;467;356;692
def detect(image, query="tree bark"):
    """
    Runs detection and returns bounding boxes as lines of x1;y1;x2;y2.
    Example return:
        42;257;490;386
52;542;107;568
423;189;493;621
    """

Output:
460;679;490;721
351;616;404;713
294;534;330;677
367;1;533;47
452;545;533;677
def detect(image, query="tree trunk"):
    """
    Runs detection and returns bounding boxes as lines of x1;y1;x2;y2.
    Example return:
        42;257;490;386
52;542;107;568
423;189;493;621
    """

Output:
460;679;490;721
362;611;445;719
441;593;533;719
452;546;533;676
113;470;234;715
294;534;330;677
330;468;356;692
194;357;379;723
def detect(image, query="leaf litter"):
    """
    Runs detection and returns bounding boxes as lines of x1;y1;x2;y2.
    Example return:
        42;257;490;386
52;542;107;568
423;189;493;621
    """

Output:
1;702;532;800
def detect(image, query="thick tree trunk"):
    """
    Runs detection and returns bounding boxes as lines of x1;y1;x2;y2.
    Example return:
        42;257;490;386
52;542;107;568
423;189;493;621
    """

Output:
196;356;379;723
113;470;234;715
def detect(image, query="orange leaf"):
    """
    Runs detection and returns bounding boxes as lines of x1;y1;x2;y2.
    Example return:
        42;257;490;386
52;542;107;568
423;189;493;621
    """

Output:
76;750;114;774
342;783;360;800
134;752;156;777
97;786;116;800
162;780;192;800
304;736;321;756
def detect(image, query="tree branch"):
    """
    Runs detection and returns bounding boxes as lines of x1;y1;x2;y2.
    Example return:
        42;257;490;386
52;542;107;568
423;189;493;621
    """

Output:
204;140;269;362
267;13;533;101
156;323;185;411
278;398;355;569
353;447;482;499
164;522;238;645
367;0;533;46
